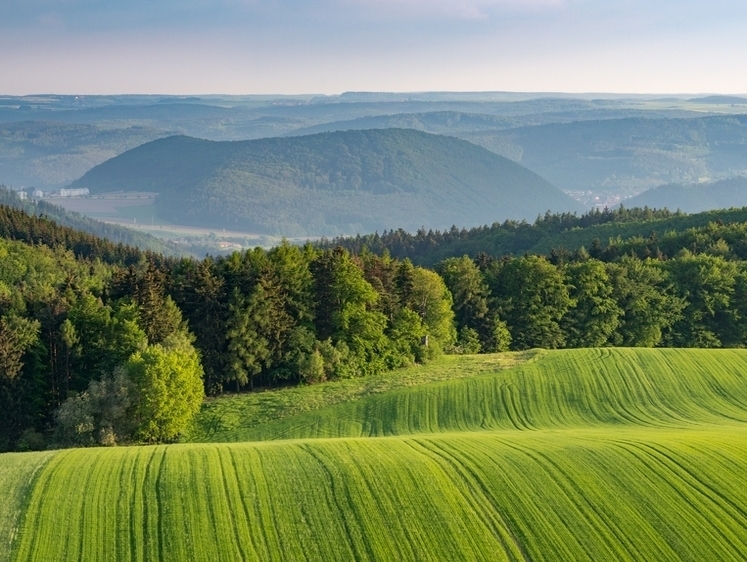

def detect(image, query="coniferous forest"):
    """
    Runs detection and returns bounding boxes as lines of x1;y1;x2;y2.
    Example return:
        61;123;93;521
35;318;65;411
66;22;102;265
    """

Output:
5;202;747;451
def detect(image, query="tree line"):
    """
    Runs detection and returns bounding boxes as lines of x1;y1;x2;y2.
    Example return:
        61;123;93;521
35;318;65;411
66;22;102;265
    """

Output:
5;204;747;451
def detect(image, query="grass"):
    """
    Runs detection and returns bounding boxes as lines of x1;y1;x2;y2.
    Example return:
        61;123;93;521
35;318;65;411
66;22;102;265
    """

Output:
0;451;56;562
8;347;747;561
184;348;747;442
183;350;539;442
12;428;747;561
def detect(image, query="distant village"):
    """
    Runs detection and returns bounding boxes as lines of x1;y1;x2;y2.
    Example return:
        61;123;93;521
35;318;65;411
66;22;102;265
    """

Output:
9;186;89;200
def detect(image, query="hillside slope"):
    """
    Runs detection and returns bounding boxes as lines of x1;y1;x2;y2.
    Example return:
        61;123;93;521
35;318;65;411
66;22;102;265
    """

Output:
12;429;747;562
8;348;747;561
0;121;169;189
0;452;54;562
68;129;582;236
462;115;747;197
185;348;747;442
626;176;747;213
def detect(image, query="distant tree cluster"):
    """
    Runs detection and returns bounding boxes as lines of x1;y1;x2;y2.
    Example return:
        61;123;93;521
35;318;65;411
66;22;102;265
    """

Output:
318;206;747;267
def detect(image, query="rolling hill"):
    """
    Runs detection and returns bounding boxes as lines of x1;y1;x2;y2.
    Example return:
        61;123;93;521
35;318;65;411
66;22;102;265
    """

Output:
0;121;169;189
5;348;747;560
626;176;747;213
461;115;747;198
68;129;582;236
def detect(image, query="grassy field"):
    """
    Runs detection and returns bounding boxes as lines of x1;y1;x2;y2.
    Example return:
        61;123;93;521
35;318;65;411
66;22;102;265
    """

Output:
7;348;747;561
0;452;55;562
185;348;747;442
183;350;539;442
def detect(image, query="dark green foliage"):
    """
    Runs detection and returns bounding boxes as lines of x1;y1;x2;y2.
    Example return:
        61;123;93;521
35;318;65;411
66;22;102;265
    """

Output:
110;263;185;345
438;256;496;352
561;260;622;347
69;129;581;235
661;252;739;348
326;206;747;266
0;187;179;258
488;256;572;350
606;258;684;347
170;258;227;393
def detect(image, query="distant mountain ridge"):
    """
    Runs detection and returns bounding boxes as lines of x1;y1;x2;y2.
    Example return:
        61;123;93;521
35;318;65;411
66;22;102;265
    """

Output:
69;129;582;236
689;96;747;105
459;115;747;197
626;176;747;213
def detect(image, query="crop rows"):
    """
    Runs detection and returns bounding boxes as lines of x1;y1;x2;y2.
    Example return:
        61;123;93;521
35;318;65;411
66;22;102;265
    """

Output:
10;348;747;561
187;348;747;443
13;427;747;561
0;452;55;562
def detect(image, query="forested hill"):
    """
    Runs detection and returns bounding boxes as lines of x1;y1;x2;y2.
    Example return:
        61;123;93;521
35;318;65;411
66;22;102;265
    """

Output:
68;129;582;236
0;203;171;266
626;176;747;213
322;206;747;265
0;187;179;257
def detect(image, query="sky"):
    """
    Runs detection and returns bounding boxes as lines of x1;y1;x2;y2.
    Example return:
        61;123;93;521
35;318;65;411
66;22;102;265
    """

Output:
1;0;746;95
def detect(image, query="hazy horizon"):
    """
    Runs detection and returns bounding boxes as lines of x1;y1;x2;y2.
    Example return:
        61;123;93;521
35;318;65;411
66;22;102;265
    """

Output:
2;1;746;95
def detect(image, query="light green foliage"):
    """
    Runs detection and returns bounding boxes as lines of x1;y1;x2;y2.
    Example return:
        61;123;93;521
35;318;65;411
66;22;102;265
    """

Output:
454;326;482;354
297;349;325;384
410;267;456;350
127;335;204;442
0;451;55;562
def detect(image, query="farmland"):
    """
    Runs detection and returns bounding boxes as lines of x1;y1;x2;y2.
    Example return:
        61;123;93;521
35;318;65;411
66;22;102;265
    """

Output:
7;348;747;560
185;348;747;442
0;452;55;562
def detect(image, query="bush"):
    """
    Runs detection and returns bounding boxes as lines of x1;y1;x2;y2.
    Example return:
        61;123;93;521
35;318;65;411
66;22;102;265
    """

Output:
127;334;204;443
55;367;136;447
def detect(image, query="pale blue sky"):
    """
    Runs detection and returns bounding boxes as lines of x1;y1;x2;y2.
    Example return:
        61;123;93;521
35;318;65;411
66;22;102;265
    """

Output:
1;0;746;94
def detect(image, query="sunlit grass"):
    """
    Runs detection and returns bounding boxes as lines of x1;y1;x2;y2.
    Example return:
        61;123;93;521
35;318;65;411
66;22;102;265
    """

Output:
10;348;747;561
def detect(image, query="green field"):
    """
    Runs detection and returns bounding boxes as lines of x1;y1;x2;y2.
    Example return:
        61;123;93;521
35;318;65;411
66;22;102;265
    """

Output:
0;452;55;562
7;348;747;560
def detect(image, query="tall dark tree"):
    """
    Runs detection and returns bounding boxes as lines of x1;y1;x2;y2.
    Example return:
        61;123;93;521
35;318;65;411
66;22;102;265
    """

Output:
490;256;572;350
606;257;684;347
561;259;623;348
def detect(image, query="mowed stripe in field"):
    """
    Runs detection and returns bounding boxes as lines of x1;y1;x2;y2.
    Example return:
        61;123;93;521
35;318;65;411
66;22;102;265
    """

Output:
13;428;747;562
189;348;747;443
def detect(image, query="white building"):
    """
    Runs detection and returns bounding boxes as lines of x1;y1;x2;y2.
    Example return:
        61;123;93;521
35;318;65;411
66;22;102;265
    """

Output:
59;188;89;197
32;189;44;198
